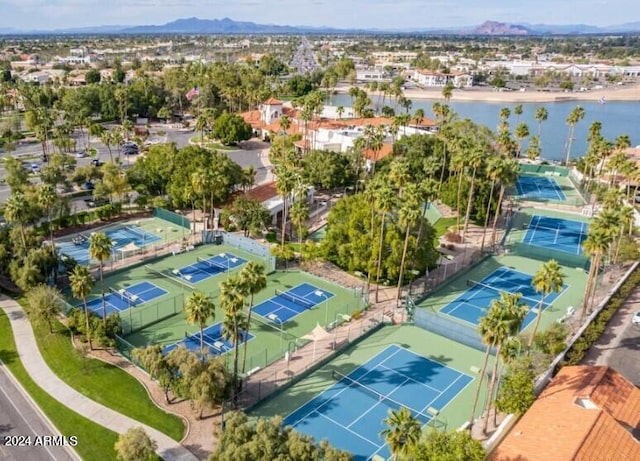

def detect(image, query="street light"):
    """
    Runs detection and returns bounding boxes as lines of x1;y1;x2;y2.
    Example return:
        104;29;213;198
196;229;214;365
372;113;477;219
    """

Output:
315;290;330;325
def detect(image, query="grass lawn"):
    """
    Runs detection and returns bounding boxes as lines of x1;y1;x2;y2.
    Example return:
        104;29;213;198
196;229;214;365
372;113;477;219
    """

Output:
0;309;120;461
25;303;185;442
432;216;458;245
188;136;237;151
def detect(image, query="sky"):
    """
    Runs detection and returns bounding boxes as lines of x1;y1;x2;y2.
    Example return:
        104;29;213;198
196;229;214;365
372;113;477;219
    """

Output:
0;0;639;31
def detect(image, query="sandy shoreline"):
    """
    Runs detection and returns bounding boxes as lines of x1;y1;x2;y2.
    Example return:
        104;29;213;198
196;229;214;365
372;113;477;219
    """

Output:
335;83;640;103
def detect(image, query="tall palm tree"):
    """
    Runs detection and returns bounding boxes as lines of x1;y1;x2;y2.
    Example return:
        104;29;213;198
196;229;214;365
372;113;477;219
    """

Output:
88;232;113;326
581;227;613;318
450;149;467;234
514;104;523;123
289;200;309;253
279;114;291;135
490;158;519;247
373;179;397;303
184;291;216;356
38;184;58;256
482;293;527;434
381;406;421;460
69;265;95;350
462;149;485;239
514;122;530;158
442;81;453;104
529;260;564;347
564;105;586;165
413;108;425;127
396;183;423;304
4;191;29;248
238;263;267;376
469;301;510;431
274;165;300;249
480;157;503;252
220;276;247;404
534;106;548;138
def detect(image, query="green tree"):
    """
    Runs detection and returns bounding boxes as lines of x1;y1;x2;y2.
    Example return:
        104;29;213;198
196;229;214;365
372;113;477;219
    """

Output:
373;177;397;302
133;345;174;404
564;105;586;165
69;265;95;350
494;354;536;416
529;260;564;347
212;113;252;145
88;232;112;326
27;284;63;333
184;291;216;355
238;262;267;377
4;191;29;248
461;149;485;239
534;106;548;138
227;196;270;237
514;122;530;158
220;276;247;405
381;406;422;460
114;427;157;461
412;428;485;461
582;225;614;317
396;183;423;303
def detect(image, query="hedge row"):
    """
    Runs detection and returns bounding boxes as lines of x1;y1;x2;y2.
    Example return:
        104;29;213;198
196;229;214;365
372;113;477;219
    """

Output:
561;266;640;367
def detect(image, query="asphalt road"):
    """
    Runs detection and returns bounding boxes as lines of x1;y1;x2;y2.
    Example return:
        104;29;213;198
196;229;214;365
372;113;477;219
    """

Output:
0;363;78;461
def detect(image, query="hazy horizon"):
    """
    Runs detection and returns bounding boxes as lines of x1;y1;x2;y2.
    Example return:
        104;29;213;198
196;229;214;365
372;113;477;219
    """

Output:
1;0;639;31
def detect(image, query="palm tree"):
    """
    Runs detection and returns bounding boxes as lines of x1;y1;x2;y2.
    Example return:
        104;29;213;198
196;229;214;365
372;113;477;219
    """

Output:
336;106;344;120
469;301;510;431
514;122;530;158
4;192;29;248
69;265;95;349
381;406;421;460
450;149;467;234
534;106;548;137
481;293;527;434
396;183;423;305
480;157;505;252
238;263;267;376
279;114;291;135
38;184;58;256
100;130;114;162
413;108;425;127
581;227;613;317
490;158;519;247
289;200;309;254
442;81;454;104
88;232;113;326
373;178;397;303
274;165;299;249
529;260;564;347
184;291;216;356
220;276;247;404
514;104;523;123
462;148;485;239
564;106;586;165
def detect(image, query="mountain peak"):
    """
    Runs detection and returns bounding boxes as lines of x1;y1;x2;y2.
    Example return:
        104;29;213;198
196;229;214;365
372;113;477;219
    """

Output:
470;20;531;35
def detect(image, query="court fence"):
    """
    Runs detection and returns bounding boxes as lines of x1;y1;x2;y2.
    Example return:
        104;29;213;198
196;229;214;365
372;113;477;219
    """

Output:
505;240;590;271
519;164;569;176
230;309;389;411
153;208;190;230
204;231;276;273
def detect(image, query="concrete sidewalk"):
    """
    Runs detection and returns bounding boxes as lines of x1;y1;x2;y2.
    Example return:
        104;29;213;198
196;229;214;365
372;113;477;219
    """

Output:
0;295;198;461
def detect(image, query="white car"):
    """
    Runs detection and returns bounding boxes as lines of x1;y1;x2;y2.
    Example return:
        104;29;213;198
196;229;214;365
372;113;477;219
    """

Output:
633;312;640;325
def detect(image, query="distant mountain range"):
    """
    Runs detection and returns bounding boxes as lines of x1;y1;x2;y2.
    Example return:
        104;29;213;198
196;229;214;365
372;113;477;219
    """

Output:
2;17;640;36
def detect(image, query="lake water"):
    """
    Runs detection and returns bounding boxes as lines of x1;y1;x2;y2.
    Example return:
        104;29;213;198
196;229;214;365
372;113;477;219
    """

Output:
330;94;640;162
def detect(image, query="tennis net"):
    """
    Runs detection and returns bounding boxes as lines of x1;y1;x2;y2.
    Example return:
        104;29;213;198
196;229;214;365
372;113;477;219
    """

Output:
145;265;195;290
466;279;547;307
275;289;314;309
124;225;150;239
109;287;139;306
197;256;228;272
331;370;431;420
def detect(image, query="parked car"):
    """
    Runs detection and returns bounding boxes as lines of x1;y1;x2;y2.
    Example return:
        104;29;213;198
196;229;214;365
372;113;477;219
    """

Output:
91;159;103;167
82;181;95;191
29;163;40;174
633;312;640;325
84;197;107;208
75;151;88;158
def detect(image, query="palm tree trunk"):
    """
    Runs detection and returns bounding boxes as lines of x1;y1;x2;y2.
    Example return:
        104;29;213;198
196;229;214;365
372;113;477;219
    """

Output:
565;125;576;165
528;295;546;348
375;211;386;303
396;224;412;306
241;294;254;377
588;252;603;312
83;300;93;350
456;171;463;233
490;186;506;247
481;345;502;435
200;324;205;356
280;195;288;249
480;180;496;252
462;171;477;239
100;265;107;328
469;345;492;430
581;255;598;318
438;145;447;195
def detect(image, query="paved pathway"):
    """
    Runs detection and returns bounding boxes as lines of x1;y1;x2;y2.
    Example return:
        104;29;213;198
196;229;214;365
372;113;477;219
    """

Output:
0;295;197;461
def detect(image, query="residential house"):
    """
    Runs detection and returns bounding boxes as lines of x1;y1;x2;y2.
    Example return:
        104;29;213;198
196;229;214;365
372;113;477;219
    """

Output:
489;365;640;461
409;70;473;88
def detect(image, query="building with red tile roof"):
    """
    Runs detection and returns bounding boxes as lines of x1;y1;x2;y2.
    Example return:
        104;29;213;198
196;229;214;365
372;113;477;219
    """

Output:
489;365;640;461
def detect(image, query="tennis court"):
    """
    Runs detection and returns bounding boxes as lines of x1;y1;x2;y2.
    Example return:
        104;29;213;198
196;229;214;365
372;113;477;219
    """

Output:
252;283;335;323
284;344;473;460
163;322;254;356
524;215;588;255
440;266;566;328
515;174;566;201
169;252;247;284
57;223;162;265
83;281;168;317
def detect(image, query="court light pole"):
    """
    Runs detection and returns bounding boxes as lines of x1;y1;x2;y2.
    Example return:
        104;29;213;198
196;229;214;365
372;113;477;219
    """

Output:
315;290;330;326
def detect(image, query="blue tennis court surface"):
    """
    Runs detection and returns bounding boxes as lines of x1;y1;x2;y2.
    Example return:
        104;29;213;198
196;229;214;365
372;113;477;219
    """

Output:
284;345;473;461
524;215;588;255
163;322;254;356
515;175;566;201
253;283;335;323
83;281;167;317
170;252;247;283
441;266;567;329
58;225;161;265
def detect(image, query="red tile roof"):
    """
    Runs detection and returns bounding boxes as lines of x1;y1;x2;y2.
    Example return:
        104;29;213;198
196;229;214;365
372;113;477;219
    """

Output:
490;366;640;461
264;97;283;105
